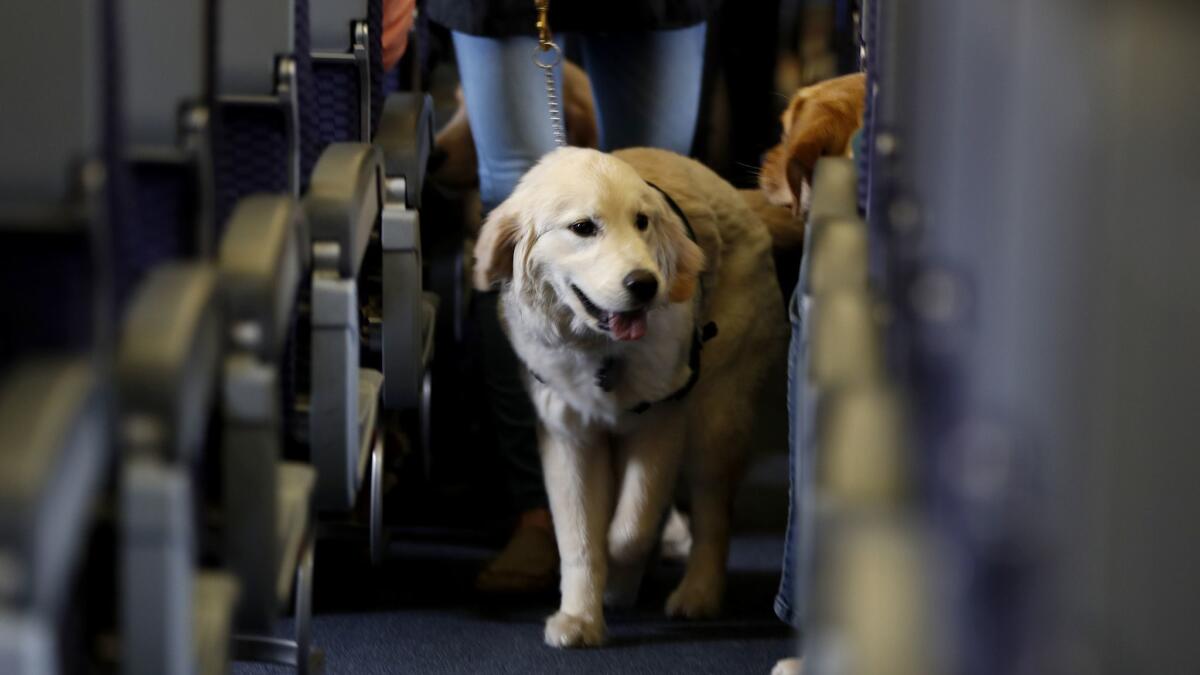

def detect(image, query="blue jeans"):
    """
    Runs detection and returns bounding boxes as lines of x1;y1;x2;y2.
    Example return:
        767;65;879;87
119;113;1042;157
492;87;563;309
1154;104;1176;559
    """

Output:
453;26;708;513
777;237;815;638
452;25;707;212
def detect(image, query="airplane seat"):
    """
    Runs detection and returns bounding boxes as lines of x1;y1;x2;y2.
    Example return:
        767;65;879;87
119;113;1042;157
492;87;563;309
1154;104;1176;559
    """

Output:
0;1;121;672
117;1;243;672
218;196;319;674
308;0;439;471
217;0;395;570
121;0;323;671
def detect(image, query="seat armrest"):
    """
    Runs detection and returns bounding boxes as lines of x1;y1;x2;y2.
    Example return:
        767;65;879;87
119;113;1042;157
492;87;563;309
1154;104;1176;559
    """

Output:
0;358;106;611
218;195;306;361
375;93;433;209
117;263;221;463
809;158;860;225
808;216;869;296
193;572;239;675
303;143;384;279
376;95;433;410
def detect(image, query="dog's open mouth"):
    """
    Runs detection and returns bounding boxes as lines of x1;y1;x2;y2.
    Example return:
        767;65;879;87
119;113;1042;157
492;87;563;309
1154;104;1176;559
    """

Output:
571;284;648;341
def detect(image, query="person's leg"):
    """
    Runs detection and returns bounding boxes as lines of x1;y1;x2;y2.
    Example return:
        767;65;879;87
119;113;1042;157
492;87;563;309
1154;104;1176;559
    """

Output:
776;280;806;627
452;32;562;211
579;23;708;154
452;31;562;591
777;246;812;671
473;292;547;515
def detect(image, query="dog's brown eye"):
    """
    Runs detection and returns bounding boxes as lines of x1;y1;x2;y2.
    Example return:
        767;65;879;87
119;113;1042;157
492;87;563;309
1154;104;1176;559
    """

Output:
569;219;598;237
635;213;649;231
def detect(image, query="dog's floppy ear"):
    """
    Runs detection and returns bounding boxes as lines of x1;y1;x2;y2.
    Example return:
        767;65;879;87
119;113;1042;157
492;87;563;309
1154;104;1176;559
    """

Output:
785;155;810;218
657;204;705;303
668;236;704;303
473;203;522;290
782;74;867;212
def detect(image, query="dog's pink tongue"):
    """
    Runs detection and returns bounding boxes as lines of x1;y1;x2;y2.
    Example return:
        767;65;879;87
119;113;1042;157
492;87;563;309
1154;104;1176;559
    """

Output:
610;311;648;341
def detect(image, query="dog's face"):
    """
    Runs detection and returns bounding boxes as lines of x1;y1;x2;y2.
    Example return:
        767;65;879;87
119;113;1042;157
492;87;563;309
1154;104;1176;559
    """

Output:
474;148;704;342
760;73;867;216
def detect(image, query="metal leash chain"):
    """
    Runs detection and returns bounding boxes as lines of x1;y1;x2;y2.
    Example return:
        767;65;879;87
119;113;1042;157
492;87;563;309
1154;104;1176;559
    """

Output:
534;0;567;147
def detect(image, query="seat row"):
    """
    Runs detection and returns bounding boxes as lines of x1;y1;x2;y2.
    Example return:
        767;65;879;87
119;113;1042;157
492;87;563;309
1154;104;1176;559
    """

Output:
0;0;441;673
801;0;1200;672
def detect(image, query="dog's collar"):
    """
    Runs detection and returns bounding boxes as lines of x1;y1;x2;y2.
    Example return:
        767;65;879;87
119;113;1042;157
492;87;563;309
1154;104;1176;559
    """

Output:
629;181;712;413
628;320;717;413
645;181;698;245
527;183;716;413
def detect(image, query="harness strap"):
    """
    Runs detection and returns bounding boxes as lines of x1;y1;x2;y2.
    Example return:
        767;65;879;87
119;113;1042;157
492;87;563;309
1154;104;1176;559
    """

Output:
628;181;716;413
629;320;718;414
645;181;698;244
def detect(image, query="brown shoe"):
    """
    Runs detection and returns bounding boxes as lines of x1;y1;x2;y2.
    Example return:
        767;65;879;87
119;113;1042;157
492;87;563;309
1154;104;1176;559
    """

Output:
475;523;560;594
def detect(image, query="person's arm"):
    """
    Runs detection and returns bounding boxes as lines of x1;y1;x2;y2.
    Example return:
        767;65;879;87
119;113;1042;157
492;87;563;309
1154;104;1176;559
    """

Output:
382;0;416;71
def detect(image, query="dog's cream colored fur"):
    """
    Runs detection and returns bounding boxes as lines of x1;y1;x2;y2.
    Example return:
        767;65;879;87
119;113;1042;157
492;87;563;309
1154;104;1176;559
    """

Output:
474;147;787;648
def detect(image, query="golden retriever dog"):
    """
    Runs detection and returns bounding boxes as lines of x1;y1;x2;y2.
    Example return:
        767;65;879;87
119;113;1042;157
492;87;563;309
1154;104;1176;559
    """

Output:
473;146;794;647
759;72;866;219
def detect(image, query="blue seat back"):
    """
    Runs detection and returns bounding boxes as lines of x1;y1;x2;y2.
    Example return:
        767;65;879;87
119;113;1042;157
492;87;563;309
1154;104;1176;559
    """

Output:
308;0;381;154
213;0;317;226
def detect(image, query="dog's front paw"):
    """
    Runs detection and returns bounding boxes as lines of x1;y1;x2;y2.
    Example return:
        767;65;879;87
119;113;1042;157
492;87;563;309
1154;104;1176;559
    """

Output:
665;578;722;619
544;611;606;648
772;657;804;675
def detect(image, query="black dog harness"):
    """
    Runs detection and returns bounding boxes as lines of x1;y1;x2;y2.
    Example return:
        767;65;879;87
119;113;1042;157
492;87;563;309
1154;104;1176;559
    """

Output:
528;182;717;414
629;182;717;412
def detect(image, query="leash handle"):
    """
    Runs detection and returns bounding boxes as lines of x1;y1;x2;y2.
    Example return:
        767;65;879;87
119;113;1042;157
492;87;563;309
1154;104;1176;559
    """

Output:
535;0;552;47
532;0;567;147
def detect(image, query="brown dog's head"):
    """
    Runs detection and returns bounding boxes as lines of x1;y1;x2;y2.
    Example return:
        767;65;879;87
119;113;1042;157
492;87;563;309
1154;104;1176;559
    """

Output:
760;73;867;216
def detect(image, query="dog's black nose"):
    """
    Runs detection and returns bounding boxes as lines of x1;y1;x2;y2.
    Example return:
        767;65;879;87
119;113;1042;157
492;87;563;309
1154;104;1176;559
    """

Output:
624;270;659;303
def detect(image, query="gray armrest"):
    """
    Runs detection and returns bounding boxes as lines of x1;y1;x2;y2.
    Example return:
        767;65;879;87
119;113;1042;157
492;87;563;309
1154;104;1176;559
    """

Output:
381;206;424;410
809;158;860;225
376;94;434;410
376;93;433;209
306;144;385;509
193;572;239;675
0;358;106;612
810;289;885;388
122;457;198;675
819;384;908;506
275;463;315;602
304;143;384;279
217;195;307;632
116;264;222;675
808;216;870;296
117;263;220;463
218;195;306;361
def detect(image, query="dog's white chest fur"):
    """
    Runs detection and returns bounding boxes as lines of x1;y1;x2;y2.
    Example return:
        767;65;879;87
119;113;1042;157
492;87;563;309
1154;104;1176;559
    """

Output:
502;294;696;433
